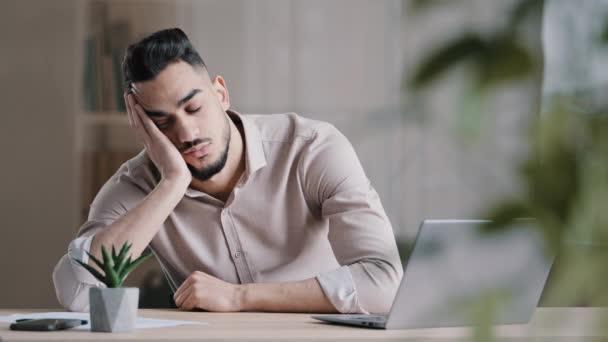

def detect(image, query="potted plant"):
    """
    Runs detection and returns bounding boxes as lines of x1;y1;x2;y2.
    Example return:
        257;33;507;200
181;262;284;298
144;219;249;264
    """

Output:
73;242;151;332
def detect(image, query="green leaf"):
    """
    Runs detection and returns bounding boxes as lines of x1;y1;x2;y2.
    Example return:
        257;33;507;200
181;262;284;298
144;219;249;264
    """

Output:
483;201;530;233
101;245;120;287
408;0;466;12
409;34;485;88
116;256;131;279
408;0;441;11
117;256;133;287
101;245;113;269
601;18;608;44
508;0;544;28
116;242;131;264
114;242;132;274
85;251;104;271
73;258;105;283
119;251;152;281
82;241;152;287
476;35;535;87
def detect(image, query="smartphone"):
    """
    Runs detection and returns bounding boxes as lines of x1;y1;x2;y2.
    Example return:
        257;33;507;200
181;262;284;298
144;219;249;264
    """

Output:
10;318;87;331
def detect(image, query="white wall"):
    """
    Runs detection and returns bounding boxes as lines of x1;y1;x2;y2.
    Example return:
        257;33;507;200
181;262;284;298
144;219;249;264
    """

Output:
0;0;81;308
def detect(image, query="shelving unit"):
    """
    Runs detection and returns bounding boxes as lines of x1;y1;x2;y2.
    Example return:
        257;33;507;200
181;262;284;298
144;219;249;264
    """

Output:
76;0;186;304
77;0;184;220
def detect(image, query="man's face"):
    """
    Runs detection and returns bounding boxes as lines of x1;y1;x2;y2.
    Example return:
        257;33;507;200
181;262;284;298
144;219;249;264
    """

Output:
130;61;231;181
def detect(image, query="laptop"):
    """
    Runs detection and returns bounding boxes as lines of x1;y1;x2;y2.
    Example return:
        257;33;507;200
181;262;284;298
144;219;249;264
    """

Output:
312;219;555;329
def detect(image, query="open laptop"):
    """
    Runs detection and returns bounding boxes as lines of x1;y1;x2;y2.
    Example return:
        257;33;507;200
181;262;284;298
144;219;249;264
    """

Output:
312;219;555;329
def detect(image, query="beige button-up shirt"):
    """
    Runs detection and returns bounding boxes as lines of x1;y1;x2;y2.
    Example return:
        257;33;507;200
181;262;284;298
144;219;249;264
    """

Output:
53;111;403;313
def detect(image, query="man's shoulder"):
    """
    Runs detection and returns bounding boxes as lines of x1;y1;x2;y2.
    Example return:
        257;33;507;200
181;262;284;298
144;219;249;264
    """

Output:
122;150;152;173
242;112;337;144
110;150;157;191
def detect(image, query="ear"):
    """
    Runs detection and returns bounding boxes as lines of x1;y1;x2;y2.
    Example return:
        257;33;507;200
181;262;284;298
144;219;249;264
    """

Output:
211;75;230;111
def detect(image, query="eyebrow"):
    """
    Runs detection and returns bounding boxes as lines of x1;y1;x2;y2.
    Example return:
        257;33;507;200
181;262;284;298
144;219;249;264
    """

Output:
143;89;203;117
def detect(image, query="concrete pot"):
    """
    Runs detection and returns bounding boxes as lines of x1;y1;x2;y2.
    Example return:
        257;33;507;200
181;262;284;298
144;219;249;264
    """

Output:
89;287;139;332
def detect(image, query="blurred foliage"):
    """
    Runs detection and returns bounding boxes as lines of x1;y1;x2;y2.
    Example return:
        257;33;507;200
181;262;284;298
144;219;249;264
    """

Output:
409;0;541;90
602;19;608;43
485;102;608;304
407;0;608;338
410;33;535;89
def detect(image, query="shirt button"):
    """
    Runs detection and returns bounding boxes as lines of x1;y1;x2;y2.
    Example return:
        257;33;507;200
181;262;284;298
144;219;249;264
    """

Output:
222;210;228;216
234;251;242;259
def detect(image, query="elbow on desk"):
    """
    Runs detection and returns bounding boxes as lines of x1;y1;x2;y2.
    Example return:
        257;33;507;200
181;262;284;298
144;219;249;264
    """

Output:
52;254;91;312
355;260;403;313
358;280;400;314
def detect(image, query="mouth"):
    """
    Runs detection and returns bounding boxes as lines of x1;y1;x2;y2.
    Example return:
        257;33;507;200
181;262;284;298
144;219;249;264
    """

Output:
182;142;212;158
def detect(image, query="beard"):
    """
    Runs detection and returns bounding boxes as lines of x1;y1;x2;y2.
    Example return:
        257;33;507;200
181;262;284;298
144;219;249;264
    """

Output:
187;114;231;182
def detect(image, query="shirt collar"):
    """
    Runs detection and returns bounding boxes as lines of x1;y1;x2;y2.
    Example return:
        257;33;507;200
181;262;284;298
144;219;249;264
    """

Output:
228;110;267;177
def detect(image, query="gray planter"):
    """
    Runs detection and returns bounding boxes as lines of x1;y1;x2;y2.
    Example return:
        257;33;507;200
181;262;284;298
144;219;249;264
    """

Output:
89;287;139;332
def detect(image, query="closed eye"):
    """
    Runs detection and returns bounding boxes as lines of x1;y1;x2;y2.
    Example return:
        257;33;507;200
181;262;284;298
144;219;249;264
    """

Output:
186;107;201;114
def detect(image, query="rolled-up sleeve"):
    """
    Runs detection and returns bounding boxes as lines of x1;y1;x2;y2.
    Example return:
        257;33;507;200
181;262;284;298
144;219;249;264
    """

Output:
52;163;147;311
301;123;403;313
53;222;107;312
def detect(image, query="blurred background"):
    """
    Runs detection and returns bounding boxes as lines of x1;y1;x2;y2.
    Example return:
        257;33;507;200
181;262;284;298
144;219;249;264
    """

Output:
0;0;603;309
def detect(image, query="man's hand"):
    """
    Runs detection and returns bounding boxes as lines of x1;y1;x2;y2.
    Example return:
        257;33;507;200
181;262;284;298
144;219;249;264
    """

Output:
174;271;243;312
125;93;191;187
173;271;338;313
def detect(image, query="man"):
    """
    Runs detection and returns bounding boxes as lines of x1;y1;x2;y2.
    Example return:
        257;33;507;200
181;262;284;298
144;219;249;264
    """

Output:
53;28;402;313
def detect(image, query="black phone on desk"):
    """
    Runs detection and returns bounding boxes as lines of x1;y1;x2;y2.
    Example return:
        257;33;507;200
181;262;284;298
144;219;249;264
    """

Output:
10;318;87;331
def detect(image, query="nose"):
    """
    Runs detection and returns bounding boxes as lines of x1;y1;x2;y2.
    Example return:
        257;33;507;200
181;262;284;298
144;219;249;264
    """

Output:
175;116;200;144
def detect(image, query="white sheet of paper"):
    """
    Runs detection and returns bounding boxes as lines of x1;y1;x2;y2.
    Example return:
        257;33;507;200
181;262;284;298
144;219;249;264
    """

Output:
0;312;206;330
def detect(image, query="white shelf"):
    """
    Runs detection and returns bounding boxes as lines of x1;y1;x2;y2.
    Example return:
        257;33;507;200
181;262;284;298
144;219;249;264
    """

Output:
76;112;140;153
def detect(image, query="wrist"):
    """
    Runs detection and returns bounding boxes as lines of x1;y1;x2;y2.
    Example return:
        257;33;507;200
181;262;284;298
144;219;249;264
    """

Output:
155;177;189;206
159;175;190;192
235;284;252;311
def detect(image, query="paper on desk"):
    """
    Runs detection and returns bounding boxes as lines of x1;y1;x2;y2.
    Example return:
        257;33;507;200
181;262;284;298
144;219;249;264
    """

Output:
0;312;205;330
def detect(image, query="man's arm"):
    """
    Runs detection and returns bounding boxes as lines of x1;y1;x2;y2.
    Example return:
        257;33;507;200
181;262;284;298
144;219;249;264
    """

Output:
87;94;191;264
240;278;336;312
53;94;190;311
298;122;403;313
173;271;336;312
88;178;186;264
52;177;185;311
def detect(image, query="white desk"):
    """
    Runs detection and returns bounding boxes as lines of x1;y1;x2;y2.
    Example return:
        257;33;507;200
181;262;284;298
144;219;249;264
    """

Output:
0;308;606;341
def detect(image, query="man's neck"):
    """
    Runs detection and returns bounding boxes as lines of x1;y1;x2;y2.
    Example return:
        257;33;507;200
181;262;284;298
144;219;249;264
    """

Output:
190;114;246;203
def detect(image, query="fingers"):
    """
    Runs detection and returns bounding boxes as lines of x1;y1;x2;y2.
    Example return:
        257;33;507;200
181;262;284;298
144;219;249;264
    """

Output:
174;272;206;308
179;291;197;311
125;93;148;143
127;94;165;141
135;104;159;137
174;273;193;301
174;280;194;307
124;93;134;127
127;95;151;136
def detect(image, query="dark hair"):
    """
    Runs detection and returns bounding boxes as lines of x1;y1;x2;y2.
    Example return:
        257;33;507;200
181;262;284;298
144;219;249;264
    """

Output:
122;28;206;89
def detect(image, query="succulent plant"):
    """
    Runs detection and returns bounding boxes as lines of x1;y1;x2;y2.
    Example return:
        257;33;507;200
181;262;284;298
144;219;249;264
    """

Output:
73;241;152;288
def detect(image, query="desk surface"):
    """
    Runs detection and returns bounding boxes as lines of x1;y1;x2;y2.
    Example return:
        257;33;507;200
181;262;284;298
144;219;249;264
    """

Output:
0;308;606;341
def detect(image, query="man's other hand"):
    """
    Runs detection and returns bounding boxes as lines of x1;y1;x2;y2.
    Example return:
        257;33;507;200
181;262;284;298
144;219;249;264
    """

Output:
174;271;244;312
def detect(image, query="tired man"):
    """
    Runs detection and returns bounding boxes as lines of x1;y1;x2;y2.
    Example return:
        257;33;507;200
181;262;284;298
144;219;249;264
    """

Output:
53;28;402;313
